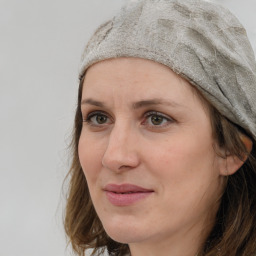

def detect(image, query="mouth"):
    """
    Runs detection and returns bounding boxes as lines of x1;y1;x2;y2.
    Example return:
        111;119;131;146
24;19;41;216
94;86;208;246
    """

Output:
103;183;154;206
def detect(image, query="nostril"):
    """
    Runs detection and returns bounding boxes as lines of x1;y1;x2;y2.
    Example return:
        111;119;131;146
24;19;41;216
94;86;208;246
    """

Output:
118;165;135;171
120;165;131;169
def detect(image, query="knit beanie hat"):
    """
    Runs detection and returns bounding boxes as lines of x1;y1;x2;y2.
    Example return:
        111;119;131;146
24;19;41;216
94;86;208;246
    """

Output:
79;0;256;139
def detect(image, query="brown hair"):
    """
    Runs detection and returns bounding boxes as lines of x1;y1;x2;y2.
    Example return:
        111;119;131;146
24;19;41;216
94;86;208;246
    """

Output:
64;74;256;256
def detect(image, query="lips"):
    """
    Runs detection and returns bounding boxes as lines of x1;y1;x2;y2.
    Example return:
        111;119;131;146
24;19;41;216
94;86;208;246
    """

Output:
103;184;154;206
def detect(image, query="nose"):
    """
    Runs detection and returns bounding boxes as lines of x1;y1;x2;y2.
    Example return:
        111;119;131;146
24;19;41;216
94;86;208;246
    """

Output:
102;123;140;172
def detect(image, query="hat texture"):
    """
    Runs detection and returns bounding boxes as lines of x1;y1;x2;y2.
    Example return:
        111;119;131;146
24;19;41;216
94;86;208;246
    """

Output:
80;0;256;139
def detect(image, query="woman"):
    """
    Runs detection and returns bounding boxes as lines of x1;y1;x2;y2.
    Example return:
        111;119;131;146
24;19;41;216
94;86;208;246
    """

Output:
64;0;256;255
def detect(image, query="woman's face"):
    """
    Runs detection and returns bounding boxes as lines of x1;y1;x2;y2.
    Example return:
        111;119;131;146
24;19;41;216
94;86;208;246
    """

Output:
79;58;225;250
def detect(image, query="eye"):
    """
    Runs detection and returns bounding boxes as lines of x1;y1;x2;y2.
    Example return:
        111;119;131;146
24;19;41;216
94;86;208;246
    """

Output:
150;115;165;125
83;111;112;126
143;111;174;127
94;114;108;124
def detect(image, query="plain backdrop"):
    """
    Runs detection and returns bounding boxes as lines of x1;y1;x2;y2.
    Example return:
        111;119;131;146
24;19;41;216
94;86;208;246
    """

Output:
0;0;255;255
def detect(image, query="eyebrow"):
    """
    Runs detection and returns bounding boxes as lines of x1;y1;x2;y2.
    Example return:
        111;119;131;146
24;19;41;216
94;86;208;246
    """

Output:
132;99;183;109
81;98;105;107
81;98;185;109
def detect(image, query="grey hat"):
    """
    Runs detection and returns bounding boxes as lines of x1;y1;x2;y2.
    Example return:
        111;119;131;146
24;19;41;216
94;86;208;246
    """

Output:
79;0;256;140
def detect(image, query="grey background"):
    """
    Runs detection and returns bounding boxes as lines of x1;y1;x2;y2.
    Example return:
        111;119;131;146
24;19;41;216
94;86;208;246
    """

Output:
0;0;255;255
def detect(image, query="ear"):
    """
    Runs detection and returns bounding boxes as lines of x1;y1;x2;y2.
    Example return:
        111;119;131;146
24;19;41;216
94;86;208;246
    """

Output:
240;134;253;154
219;134;253;176
219;154;245;176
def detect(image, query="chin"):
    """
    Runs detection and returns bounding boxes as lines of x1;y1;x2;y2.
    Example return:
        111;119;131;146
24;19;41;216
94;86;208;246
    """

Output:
107;231;146;244
102;220;148;244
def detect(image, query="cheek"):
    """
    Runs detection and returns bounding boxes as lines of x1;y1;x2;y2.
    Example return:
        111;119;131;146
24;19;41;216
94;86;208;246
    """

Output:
146;138;221;217
144;132;220;194
78;133;104;184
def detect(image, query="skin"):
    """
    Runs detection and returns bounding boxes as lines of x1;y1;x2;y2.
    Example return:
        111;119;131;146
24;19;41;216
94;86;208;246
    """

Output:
78;57;229;256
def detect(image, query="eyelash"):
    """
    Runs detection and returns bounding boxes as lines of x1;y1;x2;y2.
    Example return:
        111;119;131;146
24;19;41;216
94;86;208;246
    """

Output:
82;111;174;128
83;111;112;127
143;111;174;128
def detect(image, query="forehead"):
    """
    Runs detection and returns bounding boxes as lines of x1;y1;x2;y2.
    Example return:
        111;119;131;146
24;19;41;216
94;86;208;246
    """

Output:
82;57;210;112
83;58;189;92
